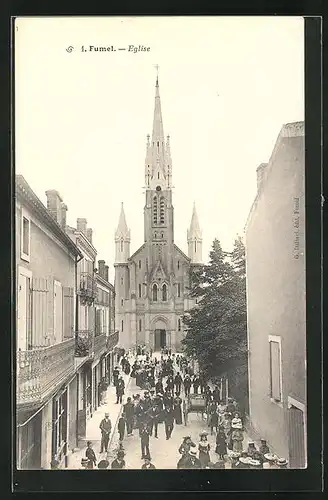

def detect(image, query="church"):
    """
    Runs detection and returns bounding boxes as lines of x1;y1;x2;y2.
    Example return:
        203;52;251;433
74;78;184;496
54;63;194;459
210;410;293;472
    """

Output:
114;74;203;352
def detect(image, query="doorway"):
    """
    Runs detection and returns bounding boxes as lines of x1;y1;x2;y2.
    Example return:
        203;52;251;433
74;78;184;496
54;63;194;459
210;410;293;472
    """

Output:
155;329;166;350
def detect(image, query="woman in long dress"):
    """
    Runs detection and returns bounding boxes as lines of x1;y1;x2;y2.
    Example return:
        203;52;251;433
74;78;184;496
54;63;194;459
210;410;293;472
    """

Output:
198;431;211;469
215;427;227;460
173;393;183;425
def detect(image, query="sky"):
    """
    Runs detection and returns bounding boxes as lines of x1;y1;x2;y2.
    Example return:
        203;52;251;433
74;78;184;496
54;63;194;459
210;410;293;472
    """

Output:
15;16;304;282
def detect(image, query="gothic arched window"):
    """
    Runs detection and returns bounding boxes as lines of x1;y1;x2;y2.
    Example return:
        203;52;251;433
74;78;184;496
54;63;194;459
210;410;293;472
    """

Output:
139;319;142;332
177;283;181;298
138;283;142;298
120;239;123;252
194;241;197;253
177;261;180;270
152;284;158;302
160;197;165;224
153;196;158;225
178;318;181;331
162;284;167;301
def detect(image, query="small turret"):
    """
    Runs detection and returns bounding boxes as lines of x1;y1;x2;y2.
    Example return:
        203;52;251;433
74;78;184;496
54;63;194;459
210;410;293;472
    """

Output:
187;202;202;263
115;202;131;263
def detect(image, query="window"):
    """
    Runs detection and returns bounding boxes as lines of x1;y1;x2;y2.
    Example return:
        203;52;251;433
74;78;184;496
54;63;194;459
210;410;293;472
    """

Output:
178;318;181;331
120;239;123;252
162;284;167;301
157;141;159;148
161;232;164;238
138;283;142;298
52;390;67;463
121;320;124;332
121;277;123;285
177;261;180;270
160;197;165;224
177;283;181;298
158;172;160;179
153;196;158;225
21;212;30;261
152;284;158;302
138;260;141;269
269;336;282;402
194;241;197;253
121;299;124;306
139;319;142;332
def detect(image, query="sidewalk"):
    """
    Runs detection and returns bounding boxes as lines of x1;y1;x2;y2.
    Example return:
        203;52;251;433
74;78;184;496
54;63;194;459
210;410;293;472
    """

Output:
68;354;135;469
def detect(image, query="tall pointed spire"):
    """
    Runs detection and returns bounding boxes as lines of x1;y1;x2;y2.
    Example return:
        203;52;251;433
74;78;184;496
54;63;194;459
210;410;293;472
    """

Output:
188;202;202;238
115;202;130;239
145;69;171;190
115;202;130;263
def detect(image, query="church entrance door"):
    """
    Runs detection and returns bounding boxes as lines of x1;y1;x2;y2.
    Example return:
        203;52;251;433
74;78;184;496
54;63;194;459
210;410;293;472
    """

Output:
154;329;166;350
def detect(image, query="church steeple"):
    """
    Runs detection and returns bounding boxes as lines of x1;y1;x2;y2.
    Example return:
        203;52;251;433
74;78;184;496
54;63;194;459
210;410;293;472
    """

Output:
115;202;131;263
145;71;171;190
187;202;202;263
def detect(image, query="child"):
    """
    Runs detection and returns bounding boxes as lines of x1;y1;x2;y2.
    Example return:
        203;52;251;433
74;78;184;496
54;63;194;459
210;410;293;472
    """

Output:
231;421;244;453
259;438;270;456
118;415;126;442
215;427;227;460
85;441;97;469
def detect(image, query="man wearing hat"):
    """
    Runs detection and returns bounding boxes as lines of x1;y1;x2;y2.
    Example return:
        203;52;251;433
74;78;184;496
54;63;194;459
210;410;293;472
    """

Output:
99;413;112;453
141;457;156;469
111;450;126;469
164;405;175;440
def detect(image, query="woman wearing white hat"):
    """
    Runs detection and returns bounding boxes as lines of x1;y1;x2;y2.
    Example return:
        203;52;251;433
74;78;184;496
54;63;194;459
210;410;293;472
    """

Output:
276;457;288;469
198;431;211;469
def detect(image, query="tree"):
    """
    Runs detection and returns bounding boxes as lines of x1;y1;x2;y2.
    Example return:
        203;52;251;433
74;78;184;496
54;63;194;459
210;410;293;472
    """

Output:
182;236;247;384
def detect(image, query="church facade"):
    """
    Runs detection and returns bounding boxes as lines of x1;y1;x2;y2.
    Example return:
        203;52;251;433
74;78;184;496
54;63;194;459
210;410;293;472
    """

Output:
114;76;203;352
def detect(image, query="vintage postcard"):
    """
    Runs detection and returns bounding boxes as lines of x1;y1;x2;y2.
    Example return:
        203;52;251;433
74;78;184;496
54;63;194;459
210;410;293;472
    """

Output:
14;16;306;472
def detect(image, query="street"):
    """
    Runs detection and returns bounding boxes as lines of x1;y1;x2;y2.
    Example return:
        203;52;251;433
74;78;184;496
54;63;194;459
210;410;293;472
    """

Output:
81;353;248;470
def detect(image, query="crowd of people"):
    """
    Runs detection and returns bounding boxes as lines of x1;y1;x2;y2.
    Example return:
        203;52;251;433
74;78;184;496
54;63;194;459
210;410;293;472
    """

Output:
80;347;288;470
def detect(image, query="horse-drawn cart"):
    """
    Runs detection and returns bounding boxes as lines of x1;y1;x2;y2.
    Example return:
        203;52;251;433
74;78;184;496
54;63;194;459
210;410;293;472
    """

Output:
184;394;207;422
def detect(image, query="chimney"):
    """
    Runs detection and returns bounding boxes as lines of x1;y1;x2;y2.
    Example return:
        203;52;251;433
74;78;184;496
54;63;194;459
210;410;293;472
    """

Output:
45;190;63;224
98;260;105;278
256;163;268;191
104;265;109;282
77;218;87;235
60;203;68;230
86;228;93;244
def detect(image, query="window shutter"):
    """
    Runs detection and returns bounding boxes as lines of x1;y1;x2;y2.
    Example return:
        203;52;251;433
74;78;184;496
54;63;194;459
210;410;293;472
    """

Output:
270;341;281;401
31;278;50;347
62;287;74;339
95;309;102;335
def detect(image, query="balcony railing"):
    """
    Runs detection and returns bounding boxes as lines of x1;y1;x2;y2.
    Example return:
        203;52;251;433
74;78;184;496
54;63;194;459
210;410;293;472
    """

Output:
75;330;107;359
107;330;119;351
17;338;75;407
79;273;97;301
75;330;94;357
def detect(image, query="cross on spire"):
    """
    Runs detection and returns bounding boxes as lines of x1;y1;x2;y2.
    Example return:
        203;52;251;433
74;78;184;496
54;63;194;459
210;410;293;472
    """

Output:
154;64;159;85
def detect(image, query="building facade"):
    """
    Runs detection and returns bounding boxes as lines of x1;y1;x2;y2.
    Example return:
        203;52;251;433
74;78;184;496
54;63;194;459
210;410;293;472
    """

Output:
114;76;202;352
16;177;118;470
65;220;118;449
245;121;306;468
16;176;82;470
